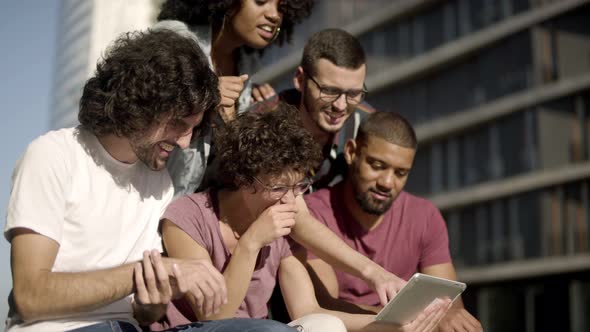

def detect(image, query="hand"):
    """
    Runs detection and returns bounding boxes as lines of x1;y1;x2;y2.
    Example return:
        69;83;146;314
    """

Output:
218;74;248;122
437;307;483;332
241;202;298;251
400;298;452;332
132;250;175;324
167;256;228;317
365;266;407;306
251;83;276;102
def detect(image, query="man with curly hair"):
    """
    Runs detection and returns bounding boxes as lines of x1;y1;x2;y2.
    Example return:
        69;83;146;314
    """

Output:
4;30;293;332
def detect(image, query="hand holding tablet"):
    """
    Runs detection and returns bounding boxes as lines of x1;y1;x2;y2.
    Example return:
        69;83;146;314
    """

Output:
375;273;466;325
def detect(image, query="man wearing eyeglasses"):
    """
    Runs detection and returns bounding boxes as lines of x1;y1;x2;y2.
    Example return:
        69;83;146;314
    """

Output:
250;28;373;190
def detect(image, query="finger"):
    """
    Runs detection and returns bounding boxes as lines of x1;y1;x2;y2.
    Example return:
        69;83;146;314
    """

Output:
377;287;388;307
134;263;149;305
221;81;245;93
270;203;298;212
385;285;398;303
143;251;160;304
197;275;216;317
151;250;172;304
221;88;241;100
172;263;188;298
203;262;227;304
239;74;249;81
219;97;236;108
188;284;206;317
252;87;264;102
260;84;276;99
422;300;448;332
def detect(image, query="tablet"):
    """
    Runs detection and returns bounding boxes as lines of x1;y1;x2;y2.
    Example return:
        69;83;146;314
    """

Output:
374;273;466;325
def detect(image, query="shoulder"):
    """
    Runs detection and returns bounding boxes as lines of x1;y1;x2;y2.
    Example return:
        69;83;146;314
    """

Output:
304;187;333;209
399;191;437;210
20;128;79;165
398;191;443;221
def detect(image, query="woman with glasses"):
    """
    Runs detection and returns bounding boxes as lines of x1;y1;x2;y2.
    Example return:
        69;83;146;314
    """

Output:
155;103;451;332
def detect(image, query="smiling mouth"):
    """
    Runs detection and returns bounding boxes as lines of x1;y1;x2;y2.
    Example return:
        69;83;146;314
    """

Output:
257;25;276;40
159;142;175;152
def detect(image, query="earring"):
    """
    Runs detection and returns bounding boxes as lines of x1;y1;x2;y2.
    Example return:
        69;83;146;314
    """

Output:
270;27;281;43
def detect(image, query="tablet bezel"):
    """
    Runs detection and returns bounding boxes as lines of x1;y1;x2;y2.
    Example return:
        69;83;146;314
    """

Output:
374;273;466;325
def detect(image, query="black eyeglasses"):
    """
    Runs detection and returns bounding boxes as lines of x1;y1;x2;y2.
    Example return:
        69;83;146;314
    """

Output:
304;70;367;105
253;176;313;199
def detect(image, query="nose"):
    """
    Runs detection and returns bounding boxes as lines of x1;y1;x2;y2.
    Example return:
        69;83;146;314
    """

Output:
265;2;281;24
175;131;192;150
332;93;348;112
280;189;296;204
377;170;396;191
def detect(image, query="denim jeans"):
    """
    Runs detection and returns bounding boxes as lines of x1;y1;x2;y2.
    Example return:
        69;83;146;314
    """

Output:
68;319;297;332
166;319;297;332
67;321;139;332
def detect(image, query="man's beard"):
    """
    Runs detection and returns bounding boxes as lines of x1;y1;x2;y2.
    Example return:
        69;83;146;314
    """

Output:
351;171;394;216
129;135;164;171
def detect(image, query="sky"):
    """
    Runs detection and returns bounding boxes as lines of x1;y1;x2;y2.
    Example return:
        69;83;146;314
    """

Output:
0;1;59;319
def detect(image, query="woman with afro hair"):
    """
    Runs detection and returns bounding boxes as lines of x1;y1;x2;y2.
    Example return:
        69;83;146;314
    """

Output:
154;0;315;197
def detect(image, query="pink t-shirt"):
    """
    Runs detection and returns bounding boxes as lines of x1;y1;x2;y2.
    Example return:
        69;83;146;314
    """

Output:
154;191;294;329
304;184;451;306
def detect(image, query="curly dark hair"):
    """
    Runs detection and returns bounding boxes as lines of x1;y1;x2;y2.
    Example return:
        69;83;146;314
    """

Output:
215;102;322;190
79;29;220;137
157;0;314;51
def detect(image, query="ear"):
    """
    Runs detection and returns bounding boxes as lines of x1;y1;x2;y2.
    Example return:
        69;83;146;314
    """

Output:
344;139;357;166
294;66;305;92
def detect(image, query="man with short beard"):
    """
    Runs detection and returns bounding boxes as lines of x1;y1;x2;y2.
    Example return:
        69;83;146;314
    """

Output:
246;28;374;190
303;112;483;332
3;30;298;332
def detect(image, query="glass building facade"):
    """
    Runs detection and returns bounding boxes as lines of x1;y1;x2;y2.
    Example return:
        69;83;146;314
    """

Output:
248;1;590;331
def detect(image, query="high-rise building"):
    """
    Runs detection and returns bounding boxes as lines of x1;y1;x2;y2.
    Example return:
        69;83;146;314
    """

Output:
50;0;159;129
246;1;590;331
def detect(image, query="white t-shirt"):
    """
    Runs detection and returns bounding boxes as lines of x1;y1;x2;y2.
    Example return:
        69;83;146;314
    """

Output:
4;127;174;331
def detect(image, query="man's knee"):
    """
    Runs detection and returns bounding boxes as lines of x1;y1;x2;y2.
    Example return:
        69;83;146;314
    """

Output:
289;313;346;332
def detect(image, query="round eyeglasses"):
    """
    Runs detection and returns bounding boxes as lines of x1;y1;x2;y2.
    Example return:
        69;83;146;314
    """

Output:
253;176;313;199
304;70;367;105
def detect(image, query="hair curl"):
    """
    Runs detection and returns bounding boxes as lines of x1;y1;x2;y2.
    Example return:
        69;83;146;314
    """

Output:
215;102;322;190
78;29;219;137
157;0;314;52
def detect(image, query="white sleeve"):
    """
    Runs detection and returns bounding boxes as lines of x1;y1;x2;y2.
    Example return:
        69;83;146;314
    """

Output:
4;135;70;244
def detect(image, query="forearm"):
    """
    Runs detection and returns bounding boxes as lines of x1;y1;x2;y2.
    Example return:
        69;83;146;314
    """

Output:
320;296;380;315
13;263;135;322
291;212;377;281
192;241;259;320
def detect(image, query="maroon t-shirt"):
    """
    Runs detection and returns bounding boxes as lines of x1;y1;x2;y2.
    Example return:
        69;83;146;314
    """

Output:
304;184;451;306
153;191;294;330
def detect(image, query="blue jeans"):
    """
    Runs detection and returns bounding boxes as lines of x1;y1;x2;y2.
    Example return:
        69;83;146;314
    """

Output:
169;319;297;331
67;321;139;332
68;319;297;332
